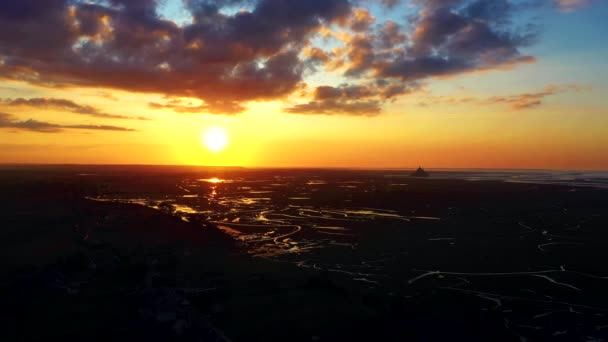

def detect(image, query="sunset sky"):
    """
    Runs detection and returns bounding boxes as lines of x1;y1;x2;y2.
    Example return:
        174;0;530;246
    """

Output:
0;0;606;169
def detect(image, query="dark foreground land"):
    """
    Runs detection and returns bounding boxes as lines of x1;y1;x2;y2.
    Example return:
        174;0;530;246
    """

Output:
1;165;608;341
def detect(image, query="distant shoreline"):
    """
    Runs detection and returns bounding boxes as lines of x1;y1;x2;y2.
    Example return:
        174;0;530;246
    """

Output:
0;163;606;173
2;164;606;190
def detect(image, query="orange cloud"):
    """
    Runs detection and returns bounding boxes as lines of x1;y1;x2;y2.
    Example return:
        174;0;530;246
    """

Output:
1;97;149;120
0;112;137;133
554;0;592;12
418;84;590;110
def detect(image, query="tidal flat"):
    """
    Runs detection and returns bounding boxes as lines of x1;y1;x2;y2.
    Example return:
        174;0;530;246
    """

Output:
1;165;608;341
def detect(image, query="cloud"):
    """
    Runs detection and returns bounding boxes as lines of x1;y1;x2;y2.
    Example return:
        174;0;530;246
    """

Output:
0;112;137;133
486;84;589;110
284;99;382;116
418;84;589;110
370;0;538;81
0;112;12;122
0;0;549;116
149;98;245;114
0;0;351;114
94;91;119;101
378;21;407;48
381;0;401;9
349;8;375;32
553;0;592;12
0;97;150;120
284;81;420;115
302;0;539;115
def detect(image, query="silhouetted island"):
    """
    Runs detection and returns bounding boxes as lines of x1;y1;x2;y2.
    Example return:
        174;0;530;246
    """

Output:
410;166;430;177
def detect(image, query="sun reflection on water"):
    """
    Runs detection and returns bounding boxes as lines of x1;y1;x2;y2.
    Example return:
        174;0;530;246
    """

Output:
201;177;224;183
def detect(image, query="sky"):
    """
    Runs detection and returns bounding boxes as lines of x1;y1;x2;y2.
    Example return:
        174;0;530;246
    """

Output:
0;0;606;169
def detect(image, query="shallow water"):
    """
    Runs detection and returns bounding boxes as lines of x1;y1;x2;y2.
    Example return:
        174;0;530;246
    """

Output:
89;169;608;340
91;170;606;262
426;169;608;189
93;174;439;259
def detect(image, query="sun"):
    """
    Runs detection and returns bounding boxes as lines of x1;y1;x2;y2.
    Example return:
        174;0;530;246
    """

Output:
202;127;229;152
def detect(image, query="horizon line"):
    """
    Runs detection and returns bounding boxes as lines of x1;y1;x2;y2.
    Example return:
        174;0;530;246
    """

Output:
0;162;606;173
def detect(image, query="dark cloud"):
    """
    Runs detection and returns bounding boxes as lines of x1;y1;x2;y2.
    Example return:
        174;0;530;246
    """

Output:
370;0;537;81
284;82;420;115
63;123;137;131
464;0;515;25
302;47;333;73
378;21;407;48
0;112;137;133
0;0;351;113
284;100;382;116
0;0;549;116
349;8;375;32
343;34;376;77
285;84;381;116
381;0;401;9
304;47;332;64
304;0;536;97
0;112;12;121
0;97;150;120
314;82;418;101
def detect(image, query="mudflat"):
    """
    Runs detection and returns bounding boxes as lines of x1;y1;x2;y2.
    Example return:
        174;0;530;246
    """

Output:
1;165;607;341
